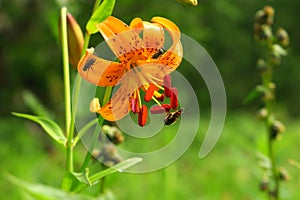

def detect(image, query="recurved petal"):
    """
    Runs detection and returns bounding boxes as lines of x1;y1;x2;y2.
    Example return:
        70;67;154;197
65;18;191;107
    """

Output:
151;17;181;48
142;22;164;49
158;41;183;71
96;16;143;60
129;17;143;34
77;48;125;86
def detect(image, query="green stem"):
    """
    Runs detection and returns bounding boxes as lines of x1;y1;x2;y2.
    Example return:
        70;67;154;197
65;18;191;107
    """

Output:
262;45;279;200
80;86;112;171
61;7;73;173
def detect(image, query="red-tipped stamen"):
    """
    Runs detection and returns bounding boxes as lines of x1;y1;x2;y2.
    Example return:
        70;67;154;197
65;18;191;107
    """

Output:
138;105;148;127
162;104;172;112
163;75;172;97
131;95;141;113
144;84;157;102
135;97;140;113
170;87;178;109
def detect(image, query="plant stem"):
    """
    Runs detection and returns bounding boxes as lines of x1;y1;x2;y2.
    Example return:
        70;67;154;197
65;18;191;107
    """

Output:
80;86;112;171
262;46;279;200
61;7;73;173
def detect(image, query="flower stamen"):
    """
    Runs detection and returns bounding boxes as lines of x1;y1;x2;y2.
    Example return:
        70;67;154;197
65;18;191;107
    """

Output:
138;104;148;126
163;75;172;97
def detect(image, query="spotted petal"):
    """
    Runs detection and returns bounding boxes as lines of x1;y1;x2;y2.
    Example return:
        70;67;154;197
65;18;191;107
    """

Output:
98;73;137;121
77;48;125;86
96;16;144;61
157;41;183;72
151;17;180;50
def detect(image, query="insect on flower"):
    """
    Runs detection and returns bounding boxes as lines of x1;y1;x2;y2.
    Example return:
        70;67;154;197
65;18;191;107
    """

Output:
83;57;96;76
77;16;183;127
164;108;184;125
152;48;166;59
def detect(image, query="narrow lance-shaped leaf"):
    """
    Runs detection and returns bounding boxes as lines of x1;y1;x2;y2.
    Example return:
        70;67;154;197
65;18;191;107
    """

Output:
12;112;67;146
86;0;116;34
74;157;142;191
243;85;266;105
7;175;98;200
89;157;142;184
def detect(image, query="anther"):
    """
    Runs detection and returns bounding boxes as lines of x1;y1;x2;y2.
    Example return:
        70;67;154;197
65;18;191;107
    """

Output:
144;84;157;102
138;105;148;127
163;75;172;97
170;87;178;109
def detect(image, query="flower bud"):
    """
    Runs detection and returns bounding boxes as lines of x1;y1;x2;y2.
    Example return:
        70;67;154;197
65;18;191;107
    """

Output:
102;125;125;145
257;58;267;72
67;13;84;68
263;6;275;25
276;28;289;46
254;24;272;41
279;167;291;181
59;12;84;68
101;144;123;167
271;44;287;65
259;178;269;191
254;6;274;25
177;0;198;6
269;120;285;140
257;108;268;120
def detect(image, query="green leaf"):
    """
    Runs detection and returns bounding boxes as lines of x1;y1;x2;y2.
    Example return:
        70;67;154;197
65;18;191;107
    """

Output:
22;90;53;119
12;112;66;146
90;157;142;184
61;169;91;192
72;169;92;186
75;157;142;192
243;85;266;105
86;0;116;34
7;175;98;200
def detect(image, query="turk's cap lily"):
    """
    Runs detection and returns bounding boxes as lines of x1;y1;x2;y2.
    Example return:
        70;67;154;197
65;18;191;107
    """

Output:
78;16;183;126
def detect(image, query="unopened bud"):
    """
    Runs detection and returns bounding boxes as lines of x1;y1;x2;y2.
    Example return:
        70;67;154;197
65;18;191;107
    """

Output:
279;167;291;181
254;6;274;25
257;108;268;120
259;178;269;191
254;24;272;41
102;125;125;145
59;12;84;68
269;120;285;140
268;82;276;93
263;6;275;25
276;28;289;46
257;58;267;72
177;0;198;6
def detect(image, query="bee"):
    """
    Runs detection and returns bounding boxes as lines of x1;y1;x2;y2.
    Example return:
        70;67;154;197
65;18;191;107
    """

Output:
83;57;96;75
164;108;184;125
152;48;166;59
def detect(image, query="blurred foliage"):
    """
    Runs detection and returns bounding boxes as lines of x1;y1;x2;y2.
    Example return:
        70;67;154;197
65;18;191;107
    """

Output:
2;113;300;199
1;0;300;118
1;0;300;199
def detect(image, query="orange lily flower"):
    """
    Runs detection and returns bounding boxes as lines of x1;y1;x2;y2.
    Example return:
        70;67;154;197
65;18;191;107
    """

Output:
78;16;183;126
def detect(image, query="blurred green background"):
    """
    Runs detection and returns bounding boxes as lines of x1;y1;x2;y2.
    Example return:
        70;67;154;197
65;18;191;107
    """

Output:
1;0;300;199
